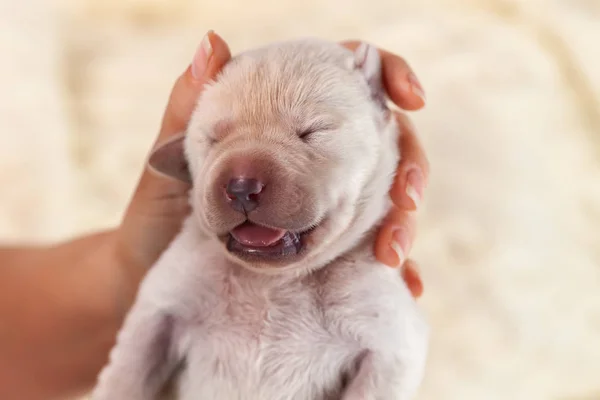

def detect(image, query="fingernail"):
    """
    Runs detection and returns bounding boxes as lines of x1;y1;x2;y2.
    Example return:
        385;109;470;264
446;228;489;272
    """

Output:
407;72;426;102
405;168;424;210
191;31;214;80
391;227;410;267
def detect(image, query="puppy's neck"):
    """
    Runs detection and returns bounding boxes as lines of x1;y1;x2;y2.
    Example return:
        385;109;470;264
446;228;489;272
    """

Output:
331;197;394;266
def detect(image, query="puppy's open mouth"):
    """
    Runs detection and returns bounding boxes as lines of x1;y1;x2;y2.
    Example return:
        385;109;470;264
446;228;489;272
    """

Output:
226;221;306;258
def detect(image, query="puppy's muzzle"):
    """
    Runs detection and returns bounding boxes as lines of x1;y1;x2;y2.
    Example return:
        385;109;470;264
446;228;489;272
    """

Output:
204;148;317;235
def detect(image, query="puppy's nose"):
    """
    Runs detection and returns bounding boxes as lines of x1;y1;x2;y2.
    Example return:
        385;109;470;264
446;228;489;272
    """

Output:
225;178;264;213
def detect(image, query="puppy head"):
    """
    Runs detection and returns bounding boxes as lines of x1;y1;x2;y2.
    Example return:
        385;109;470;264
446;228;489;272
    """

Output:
149;39;399;274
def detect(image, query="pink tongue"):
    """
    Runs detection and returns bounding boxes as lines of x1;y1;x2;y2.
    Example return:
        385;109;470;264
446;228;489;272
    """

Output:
230;223;287;247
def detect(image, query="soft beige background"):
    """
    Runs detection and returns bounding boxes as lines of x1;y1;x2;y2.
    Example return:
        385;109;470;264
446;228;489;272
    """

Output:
1;0;599;399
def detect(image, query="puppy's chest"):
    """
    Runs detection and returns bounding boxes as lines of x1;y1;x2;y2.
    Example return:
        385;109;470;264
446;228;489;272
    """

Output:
173;268;362;398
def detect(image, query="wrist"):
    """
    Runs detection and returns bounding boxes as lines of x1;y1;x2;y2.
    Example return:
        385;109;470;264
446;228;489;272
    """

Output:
0;245;48;268
91;230;134;324
62;229;131;327
110;230;150;320
44;228;134;328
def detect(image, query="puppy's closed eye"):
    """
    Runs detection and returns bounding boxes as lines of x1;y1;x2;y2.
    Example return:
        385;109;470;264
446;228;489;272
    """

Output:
206;136;219;146
297;120;338;142
205;120;234;145
298;128;319;141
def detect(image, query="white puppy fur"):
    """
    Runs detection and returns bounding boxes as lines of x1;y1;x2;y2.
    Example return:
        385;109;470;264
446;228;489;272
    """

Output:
90;38;429;400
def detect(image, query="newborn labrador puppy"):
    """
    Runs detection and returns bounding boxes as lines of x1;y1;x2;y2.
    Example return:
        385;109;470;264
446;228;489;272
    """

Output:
91;38;429;400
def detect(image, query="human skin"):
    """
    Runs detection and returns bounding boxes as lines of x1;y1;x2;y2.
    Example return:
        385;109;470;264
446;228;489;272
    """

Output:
0;31;429;400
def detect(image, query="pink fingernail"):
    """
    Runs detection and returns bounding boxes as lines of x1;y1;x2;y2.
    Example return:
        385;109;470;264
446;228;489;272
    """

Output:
405;168;424;209
407;72;426;102
391;227;410;267
191;31;214;80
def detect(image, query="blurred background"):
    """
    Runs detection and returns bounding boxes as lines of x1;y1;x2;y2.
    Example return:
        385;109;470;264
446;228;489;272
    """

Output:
1;0;599;399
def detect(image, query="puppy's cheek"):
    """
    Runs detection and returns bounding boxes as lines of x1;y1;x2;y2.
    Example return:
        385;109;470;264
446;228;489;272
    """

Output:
306;201;354;252
301;190;326;224
199;196;223;232
193;166;223;230
192;176;225;234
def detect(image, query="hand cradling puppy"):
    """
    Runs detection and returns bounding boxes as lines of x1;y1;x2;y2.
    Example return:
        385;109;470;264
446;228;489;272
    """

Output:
91;38;429;400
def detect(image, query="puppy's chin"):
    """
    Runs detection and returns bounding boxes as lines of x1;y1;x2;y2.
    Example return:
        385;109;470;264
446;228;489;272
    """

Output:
199;194;374;275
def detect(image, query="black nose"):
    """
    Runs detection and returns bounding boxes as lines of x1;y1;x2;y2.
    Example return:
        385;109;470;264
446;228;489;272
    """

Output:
225;178;264;213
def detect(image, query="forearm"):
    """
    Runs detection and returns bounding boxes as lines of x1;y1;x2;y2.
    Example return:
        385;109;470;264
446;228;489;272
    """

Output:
0;230;131;400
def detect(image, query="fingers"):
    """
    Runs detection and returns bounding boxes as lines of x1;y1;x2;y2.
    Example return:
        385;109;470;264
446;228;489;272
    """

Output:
340;40;425;111
375;113;429;300
116;31;232;272
389;112;430;211
375;112;429;268
342;41;427;295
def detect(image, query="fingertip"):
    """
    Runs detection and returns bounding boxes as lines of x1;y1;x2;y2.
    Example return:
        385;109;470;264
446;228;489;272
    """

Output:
339;40;361;51
374;223;401;268
390;172;417;211
386;79;426;111
341;40;426;111
374;206;417;268
375;243;401;268
186;30;232;85
382;57;426;111
204;31;232;74
375;225;424;300
402;261;424;298
390;165;425;211
402;260;423;298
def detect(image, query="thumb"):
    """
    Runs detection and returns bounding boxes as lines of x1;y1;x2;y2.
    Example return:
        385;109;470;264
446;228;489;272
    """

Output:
136;31;232;201
116;31;231;273
127;31;231;210
158;31;232;144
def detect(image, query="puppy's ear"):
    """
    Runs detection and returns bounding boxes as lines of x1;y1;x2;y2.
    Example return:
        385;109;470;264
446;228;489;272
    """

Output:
353;42;386;107
147;134;191;183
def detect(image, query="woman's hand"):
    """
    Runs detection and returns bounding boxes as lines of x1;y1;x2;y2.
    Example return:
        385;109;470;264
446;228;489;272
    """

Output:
113;32;429;304
112;31;230;305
